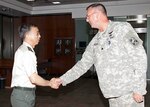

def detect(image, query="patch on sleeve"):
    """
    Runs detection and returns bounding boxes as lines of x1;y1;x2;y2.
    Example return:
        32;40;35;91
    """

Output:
129;37;139;46
124;30;142;47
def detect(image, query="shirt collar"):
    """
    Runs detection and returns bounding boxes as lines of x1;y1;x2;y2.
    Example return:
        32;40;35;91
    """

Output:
97;20;113;38
99;20;112;34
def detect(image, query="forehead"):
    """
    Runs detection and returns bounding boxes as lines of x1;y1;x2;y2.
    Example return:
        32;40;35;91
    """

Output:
30;26;39;32
87;7;96;13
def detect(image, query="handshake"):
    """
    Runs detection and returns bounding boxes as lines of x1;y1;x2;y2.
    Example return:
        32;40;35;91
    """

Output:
49;78;62;89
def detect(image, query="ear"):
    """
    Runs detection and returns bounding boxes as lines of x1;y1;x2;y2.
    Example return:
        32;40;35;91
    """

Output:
25;32;30;39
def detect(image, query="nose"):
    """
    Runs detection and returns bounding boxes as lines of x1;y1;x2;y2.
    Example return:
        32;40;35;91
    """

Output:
86;18;89;22
39;34;41;38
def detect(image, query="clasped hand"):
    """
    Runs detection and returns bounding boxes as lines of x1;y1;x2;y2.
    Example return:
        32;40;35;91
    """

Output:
49;78;62;89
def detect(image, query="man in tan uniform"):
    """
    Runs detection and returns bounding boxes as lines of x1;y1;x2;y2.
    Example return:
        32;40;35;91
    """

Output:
11;24;58;107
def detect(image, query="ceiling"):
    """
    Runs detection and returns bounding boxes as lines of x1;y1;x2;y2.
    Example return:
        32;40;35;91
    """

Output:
0;0;124;16
1;0;148;17
16;0;123;7
0;5;29;17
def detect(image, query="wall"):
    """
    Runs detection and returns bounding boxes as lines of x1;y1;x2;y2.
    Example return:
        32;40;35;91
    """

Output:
0;16;14;59
147;17;150;79
0;15;2;58
2;16;13;59
75;18;89;62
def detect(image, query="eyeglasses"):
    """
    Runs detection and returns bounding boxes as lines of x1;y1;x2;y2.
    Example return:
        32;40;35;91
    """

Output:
86;12;97;19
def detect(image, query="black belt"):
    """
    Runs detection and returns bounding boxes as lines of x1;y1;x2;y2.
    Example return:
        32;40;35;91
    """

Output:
14;87;36;91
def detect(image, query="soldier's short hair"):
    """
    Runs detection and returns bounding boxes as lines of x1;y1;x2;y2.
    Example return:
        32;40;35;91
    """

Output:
86;3;107;15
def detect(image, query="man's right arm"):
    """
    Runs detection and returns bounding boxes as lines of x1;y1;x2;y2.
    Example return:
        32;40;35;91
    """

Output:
60;39;96;86
29;72;61;89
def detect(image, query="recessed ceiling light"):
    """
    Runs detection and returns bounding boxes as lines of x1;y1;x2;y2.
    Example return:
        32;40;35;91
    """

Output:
52;1;61;5
26;0;35;1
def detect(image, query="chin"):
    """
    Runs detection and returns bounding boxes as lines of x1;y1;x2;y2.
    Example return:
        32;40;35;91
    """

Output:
35;42;39;45
91;26;96;29
90;25;94;28
90;24;95;28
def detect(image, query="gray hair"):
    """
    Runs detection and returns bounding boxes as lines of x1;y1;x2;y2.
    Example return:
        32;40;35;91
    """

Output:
18;24;37;39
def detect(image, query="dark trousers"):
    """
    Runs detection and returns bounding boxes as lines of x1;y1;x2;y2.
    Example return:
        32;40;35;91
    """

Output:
11;87;35;107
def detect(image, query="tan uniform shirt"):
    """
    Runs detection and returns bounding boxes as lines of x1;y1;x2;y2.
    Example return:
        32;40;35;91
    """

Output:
11;42;37;88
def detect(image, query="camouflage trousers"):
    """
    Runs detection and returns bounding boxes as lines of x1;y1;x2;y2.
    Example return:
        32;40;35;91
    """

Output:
108;93;144;107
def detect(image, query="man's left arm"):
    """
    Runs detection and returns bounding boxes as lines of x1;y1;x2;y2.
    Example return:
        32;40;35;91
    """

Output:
123;23;147;102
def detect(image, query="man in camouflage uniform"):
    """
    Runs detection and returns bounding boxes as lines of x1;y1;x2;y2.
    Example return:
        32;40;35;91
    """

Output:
53;3;147;107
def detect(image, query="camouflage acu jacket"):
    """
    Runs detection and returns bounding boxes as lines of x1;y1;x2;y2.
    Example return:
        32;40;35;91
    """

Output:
60;21;147;98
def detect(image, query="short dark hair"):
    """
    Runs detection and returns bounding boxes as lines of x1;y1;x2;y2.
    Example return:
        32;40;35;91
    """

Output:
18;24;37;39
86;3;107;15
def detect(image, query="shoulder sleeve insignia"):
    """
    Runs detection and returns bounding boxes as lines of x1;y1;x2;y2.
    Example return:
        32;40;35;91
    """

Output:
27;46;33;52
129;37;139;46
124;30;142;47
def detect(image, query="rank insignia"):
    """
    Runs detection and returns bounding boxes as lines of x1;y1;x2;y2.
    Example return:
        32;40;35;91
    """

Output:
109;31;114;38
27;46;33;52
